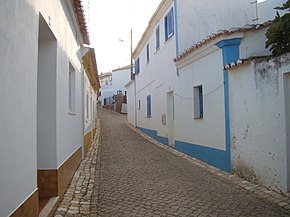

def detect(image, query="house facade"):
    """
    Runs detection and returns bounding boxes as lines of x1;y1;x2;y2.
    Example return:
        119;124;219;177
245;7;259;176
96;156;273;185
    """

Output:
83;48;100;157
127;0;254;152
126;0;289;192
99;72;113;106
228;53;290;192
100;65;131;107
0;0;99;216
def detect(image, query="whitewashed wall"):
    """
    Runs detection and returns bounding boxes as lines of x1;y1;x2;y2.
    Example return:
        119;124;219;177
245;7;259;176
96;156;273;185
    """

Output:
175;47;226;150
134;1;177;140
84;73;98;136
112;67;131;95
229;53;290;192
0;0;86;216
36;0;85;168
176;0;254;54
0;1;38;216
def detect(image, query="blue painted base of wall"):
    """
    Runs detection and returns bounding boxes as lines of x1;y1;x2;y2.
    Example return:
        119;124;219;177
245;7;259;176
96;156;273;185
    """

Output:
137;127;168;145
175;141;229;172
137;126;230;172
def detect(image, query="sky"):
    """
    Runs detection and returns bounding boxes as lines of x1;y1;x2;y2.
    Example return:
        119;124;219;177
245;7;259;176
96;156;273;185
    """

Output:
83;0;163;73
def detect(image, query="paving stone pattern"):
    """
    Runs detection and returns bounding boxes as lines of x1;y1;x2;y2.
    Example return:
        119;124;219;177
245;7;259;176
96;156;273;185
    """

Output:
91;109;290;216
54;108;290;216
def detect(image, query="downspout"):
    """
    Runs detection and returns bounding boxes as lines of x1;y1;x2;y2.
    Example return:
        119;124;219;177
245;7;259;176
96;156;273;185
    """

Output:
174;0;180;76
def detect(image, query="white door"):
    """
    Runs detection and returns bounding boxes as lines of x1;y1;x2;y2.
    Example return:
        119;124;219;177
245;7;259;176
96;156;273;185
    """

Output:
167;91;175;148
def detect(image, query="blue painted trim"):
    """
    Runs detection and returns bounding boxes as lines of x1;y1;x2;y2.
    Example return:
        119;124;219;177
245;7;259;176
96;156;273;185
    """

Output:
137;127;168;145
174;0;179;58
175;141;228;171
216;38;242;172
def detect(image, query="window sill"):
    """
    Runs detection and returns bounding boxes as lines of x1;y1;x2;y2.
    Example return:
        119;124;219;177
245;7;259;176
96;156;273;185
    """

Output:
68;111;76;116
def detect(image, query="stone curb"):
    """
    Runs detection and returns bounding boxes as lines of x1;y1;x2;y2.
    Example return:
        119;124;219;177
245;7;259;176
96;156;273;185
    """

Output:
54;119;101;217
125;121;290;214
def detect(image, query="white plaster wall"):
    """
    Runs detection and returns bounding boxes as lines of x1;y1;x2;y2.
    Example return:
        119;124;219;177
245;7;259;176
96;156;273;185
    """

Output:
100;86;114;106
239;28;270;59
134;2;177;138
112;68;131;95
37;35;57;169
229;54;290;192
175;48;226;150
0;1;38;216
0;0;88;215
35;0;85;168
84;73;98;135
100;75;112;87
258;0;286;23
176;0;254;54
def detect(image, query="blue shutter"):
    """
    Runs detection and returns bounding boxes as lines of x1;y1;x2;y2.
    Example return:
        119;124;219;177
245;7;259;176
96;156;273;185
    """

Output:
164;15;168;40
146;44;150;62
135;58;140;75
199;86;203;118
147;95;151;118
156;26;160;50
165;7;174;41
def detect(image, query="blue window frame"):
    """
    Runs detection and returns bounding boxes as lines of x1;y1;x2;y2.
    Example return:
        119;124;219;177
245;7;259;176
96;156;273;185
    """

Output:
135;58;140;75
146;43;150;63
156;25;160;50
165;7;174;41
147;95;151;118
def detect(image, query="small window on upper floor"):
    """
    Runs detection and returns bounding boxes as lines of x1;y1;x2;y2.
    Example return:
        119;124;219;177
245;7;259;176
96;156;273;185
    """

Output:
193;85;203;119
135;58;140;75
165;7;174;41
156;25;160;50
146;43;150;63
138;99;141;110
147;95;152;118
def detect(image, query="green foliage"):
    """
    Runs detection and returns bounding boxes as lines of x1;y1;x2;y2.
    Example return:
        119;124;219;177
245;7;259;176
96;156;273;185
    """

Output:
265;0;290;57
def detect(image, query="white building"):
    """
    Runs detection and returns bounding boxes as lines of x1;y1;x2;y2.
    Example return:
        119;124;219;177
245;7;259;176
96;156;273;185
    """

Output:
127;0;255;154
0;0;99;216
100;65;131;106
126;0;288;191
83;48;100;157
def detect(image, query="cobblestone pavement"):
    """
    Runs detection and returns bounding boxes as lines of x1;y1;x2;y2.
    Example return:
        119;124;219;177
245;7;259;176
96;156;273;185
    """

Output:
90;109;290;217
55;108;290;216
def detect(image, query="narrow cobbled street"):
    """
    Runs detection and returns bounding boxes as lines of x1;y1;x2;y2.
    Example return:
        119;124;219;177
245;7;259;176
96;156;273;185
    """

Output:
90;108;289;216
55;108;290;217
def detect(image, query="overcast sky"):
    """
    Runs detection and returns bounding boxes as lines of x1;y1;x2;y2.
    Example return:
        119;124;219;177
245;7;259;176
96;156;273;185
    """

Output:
83;0;162;73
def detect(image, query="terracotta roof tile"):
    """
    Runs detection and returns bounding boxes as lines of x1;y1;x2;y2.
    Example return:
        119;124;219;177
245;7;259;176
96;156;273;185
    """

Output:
72;0;90;45
174;21;272;63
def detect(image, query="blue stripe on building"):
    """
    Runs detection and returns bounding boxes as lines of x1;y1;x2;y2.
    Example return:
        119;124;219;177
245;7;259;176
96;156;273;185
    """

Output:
216;37;242;172
137;127;169;145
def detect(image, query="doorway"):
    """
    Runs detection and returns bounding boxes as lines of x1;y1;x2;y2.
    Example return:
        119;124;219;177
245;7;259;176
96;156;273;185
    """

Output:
167;91;175;148
37;14;57;213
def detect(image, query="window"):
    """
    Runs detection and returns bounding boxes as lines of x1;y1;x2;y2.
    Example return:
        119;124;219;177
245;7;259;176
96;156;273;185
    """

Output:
165;7;174;41
138;100;141;110
117;90;122;95
146;43;150;63
69;63;75;113
193;85;203;119
86;91;89;119
135;58;140;75
156;25;160;50
147;95;152;118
